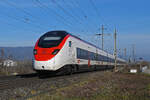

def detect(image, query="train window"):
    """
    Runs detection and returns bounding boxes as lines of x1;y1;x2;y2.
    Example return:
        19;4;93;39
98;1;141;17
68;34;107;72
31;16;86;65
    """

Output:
77;48;81;58
69;41;72;47
38;31;68;48
76;47;117;62
43;37;61;41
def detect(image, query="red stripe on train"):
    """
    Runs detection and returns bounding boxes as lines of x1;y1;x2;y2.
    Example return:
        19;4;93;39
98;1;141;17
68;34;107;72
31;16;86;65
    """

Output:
34;34;70;61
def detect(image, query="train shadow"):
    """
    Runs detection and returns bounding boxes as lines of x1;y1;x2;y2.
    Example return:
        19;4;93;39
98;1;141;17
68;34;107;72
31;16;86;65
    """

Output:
37;68;113;79
16;67;113;79
16;72;59;79
16;73;38;78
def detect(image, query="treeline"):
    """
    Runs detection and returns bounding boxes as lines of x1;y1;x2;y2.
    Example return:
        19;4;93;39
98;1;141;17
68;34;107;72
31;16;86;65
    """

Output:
0;47;33;61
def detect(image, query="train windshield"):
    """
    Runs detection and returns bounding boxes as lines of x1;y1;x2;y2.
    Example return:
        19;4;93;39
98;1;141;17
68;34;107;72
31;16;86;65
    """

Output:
38;31;68;48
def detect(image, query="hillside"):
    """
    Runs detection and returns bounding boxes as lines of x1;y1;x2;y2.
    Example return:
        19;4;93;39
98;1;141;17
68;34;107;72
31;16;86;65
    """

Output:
0;47;33;61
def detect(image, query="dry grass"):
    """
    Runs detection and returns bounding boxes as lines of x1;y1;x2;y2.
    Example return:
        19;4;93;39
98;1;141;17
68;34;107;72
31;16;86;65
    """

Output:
0;60;34;75
29;72;150;100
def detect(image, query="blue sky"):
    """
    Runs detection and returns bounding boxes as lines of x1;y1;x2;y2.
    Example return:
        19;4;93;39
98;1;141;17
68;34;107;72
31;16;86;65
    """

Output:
0;0;150;61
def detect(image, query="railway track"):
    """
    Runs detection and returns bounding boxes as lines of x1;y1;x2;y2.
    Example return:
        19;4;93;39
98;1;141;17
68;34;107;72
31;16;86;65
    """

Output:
0;73;38;90
0;76;19;90
0;69;116;100
0;69;114;91
0;72;68;91
0;80;12;90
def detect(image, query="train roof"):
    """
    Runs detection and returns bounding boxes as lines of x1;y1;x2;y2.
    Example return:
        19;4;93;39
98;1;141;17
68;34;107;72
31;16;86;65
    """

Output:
45;30;103;51
45;31;115;53
70;34;107;52
46;30;125;61
44;30;68;35
69;33;126;62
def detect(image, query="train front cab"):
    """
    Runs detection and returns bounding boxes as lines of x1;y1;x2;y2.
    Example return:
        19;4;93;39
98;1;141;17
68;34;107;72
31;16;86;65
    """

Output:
33;31;71;72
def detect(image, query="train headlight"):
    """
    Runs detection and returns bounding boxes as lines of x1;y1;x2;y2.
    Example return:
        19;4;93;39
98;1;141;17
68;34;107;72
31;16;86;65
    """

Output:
33;49;37;55
52;49;60;55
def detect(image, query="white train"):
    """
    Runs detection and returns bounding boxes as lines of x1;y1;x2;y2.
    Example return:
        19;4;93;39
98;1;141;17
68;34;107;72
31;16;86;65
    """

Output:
33;31;126;74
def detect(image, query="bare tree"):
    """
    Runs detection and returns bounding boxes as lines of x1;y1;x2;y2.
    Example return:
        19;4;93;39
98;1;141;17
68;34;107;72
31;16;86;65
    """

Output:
0;48;5;64
0;48;4;60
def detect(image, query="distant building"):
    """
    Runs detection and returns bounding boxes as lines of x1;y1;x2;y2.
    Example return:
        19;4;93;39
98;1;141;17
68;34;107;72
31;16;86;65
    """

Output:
3;59;17;67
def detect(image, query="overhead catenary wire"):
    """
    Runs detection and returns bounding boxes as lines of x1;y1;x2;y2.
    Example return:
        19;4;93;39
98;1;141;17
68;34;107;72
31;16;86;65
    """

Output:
71;0;88;19
62;0;87;23
88;1;101;29
1;0;53;30
89;0;103;20
88;0;114;49
61;0;100;37
0;19;40;34
51;0;93;33
34;0;73;28
2;0;39;21
71;0;97;33
88;0;108;31
0;10;46;32
89;0;114;36
50;0;84;25
0;0;114;53
62;0;91;33
1;0;107;35
60;0;97;40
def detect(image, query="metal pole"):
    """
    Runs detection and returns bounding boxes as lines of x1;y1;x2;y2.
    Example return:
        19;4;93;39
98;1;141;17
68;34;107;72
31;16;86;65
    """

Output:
101;25;104;50
124;48;127;59
114;28;117;72
132;44;135;63
97;25;106;50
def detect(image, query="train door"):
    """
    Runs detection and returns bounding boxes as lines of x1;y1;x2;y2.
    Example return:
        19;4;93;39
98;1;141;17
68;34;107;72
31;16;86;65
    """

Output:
68;41;75;63
95;48;99;65
96;48;98;61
